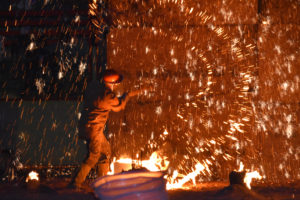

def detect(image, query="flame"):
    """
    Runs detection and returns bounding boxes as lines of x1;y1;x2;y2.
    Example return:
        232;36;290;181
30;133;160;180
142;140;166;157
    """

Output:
238;162;244;172
142;152;169;171
108;151;169;175
166;163;205;190
237;162;263;189
106;130;210;190
26;171;39;182
244;171;262;189
108;151;208;190
108;156;262;190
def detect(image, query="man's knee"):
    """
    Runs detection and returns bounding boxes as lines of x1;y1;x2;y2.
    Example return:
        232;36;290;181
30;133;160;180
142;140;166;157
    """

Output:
84;152;101;167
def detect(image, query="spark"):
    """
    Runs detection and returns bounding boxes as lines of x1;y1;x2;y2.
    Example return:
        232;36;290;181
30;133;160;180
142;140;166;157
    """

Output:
69;37;75;47
145;46;150;54
27;42;37;51
58;71;64;79
274;45;281;54
286;124;293;138
163;129;169;135
35;78;45;94
170;48;174;56
79;61;87;75
74;15;80;23
172;58;178;64
155;106;162;115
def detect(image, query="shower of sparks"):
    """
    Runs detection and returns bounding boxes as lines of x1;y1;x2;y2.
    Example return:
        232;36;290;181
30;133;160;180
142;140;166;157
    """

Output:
1;0;298;187
162;2;261;182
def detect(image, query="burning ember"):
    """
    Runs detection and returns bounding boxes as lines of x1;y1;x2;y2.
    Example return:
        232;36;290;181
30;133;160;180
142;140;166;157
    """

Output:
25;171;39;182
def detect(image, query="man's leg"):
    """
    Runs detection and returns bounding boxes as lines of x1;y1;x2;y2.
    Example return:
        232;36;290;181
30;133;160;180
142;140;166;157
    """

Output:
74;137;102;187
97;159;110;177
74;163;92;187
96;136;112;177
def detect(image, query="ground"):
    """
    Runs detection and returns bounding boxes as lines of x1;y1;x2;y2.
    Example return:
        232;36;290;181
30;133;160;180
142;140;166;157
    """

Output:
0;178;298;200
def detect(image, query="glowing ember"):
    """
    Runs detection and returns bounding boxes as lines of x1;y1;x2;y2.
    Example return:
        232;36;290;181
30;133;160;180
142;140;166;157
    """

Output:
26;171;39;182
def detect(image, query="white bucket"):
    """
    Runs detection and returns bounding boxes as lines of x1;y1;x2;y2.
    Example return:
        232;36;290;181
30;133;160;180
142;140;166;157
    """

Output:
91;170;168;200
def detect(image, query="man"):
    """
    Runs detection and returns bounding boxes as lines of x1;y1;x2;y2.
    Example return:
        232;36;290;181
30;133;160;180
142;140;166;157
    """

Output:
72;69;133;189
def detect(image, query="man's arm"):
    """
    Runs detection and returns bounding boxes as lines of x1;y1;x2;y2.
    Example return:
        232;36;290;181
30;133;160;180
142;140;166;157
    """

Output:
109;86;153;112
110;93;130;112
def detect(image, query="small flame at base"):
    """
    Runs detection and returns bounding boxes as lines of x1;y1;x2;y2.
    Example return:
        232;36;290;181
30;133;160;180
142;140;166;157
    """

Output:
26;171;39;182
108;152;169;175
244;171;262;189
166;163;206;190
237;162;263;189
108;151;210;190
